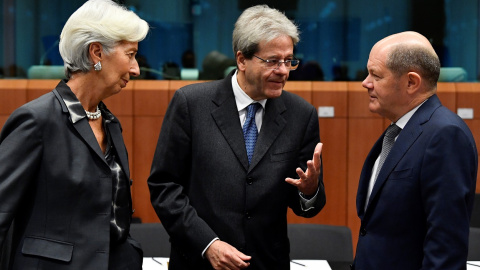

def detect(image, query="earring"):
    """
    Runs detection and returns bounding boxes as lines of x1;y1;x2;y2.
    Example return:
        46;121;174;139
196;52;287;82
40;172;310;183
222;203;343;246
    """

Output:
94;61;102;71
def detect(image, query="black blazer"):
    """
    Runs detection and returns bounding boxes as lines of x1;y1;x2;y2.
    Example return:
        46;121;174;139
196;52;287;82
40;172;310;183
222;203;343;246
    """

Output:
148;72;326;269
0;81;140;269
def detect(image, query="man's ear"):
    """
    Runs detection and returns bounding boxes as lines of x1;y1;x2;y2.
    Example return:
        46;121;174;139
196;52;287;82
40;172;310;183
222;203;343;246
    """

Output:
89;42;103;63
406;71;421;95
236;51;246;71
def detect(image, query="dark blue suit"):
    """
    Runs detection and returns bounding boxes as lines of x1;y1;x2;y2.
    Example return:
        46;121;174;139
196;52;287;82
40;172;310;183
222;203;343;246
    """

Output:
353;95;478;269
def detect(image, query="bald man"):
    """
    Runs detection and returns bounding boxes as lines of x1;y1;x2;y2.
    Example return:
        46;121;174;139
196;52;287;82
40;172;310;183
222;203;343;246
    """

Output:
352;31;478;270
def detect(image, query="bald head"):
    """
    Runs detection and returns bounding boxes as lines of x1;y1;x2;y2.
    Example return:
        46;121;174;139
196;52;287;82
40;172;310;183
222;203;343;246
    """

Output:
374;31;436;54
372;31;441;90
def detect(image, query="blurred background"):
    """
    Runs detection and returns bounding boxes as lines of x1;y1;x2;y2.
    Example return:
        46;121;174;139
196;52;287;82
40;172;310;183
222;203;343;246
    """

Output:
1;0;478;82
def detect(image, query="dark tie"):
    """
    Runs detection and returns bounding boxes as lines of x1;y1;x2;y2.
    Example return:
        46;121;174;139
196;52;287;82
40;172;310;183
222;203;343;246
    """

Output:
374;124;402;180
243;103;261;164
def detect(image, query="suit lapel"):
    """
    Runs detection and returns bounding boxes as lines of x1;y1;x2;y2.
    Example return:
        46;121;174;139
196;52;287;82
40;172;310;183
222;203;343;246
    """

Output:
367;124;422;209
73;120;107;163
357;138;382;216
364;95;442;216
211;78;250;170
107;118;130;178
248;98;286;170
53;82;108;166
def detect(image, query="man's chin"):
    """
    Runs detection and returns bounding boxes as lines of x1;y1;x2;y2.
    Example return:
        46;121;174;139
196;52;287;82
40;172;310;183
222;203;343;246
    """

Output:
265;89;283;99
368;103;379;114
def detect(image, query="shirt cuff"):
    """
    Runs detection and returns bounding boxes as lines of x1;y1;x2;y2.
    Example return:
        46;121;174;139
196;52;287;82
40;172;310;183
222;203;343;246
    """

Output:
202;237;219;258
299;188;319;211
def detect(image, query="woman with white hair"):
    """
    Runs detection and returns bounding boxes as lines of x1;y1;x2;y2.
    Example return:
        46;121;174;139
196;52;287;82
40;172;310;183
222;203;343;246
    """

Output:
0;0;149;269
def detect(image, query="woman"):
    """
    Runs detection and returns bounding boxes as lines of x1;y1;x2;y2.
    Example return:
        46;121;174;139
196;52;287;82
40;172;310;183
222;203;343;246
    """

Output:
0;0;149;269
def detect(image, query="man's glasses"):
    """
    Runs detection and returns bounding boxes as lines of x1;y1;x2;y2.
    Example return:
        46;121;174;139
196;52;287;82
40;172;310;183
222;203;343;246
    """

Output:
253;55;300;70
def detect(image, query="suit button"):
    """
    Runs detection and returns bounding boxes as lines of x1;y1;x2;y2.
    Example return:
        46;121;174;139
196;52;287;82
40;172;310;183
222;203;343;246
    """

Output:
360;227;366;236
247;177;253;185
245;212;251;219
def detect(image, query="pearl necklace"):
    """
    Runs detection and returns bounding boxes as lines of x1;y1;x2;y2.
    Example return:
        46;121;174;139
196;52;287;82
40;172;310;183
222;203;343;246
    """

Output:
85;106;101;120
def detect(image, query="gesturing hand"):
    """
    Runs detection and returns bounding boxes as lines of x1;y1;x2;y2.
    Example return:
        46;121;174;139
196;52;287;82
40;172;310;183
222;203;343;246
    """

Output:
205;240;251;270
285;143;323;196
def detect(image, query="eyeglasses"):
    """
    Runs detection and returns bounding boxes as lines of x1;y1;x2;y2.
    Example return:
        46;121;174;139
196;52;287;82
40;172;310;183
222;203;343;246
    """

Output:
253;55;300;70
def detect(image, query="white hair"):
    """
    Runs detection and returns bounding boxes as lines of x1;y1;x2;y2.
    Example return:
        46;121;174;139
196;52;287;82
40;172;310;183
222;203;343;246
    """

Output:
232;5;299;58
59;0;149;78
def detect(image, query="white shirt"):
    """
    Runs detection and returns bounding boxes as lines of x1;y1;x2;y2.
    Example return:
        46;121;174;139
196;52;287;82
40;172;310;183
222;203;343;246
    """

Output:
231;71;267;130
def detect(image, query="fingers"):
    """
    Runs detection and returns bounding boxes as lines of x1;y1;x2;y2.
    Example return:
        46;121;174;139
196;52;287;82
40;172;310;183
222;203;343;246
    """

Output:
206;240;251;270
285;167;306;188
306;159;316;177
307;143;322;179
313;143;323;170
285;143;323;194
315;142;323;154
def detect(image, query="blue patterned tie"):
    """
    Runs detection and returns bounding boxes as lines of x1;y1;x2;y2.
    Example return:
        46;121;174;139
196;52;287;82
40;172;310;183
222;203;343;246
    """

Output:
243;103;261;164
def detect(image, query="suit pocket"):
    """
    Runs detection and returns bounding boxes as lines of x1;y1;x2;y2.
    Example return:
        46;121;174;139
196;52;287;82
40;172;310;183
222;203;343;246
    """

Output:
271;148;298;162
22;236;74;262
389;168;412;181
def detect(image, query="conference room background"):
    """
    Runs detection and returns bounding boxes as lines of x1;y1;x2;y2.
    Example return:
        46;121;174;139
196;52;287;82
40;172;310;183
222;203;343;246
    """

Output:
1;0;479;81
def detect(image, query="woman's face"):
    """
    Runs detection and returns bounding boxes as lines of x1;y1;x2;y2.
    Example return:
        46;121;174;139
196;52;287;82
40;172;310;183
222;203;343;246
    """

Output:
100;41;140;96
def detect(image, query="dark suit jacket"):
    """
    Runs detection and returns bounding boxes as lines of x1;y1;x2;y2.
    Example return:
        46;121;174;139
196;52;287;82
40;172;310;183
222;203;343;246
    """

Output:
0;81;140;269
353;95;478;270
148;72;326;269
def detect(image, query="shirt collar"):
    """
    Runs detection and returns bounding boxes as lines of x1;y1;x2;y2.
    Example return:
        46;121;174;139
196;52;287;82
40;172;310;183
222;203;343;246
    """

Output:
231;70;267;111
56;80;114;124
394;99;428;129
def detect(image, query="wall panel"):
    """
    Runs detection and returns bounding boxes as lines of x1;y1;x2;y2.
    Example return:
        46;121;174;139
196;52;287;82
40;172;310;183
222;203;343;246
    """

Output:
103;83;134;116
456;83;480;192
436;82;456;113
0;80;27;114
456;83;480;119
132;116;163;223
133;80;170;116
294;82;349;225
131;80;170;223
284;81;313;103
26;80;57;101
0;116;8;129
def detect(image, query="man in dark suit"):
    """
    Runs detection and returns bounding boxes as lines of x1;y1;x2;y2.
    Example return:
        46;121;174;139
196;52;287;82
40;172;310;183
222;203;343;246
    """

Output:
352;31;478;269
148;5;326;270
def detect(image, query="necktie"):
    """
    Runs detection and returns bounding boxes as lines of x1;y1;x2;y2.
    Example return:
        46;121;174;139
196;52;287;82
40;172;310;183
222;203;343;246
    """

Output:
243;103;261;164
374;124;402;181
365;124;402;210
